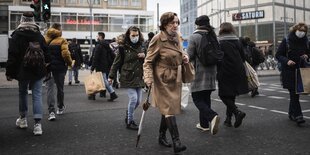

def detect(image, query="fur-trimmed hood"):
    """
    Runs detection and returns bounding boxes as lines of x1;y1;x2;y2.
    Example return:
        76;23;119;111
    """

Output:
45;28;62;43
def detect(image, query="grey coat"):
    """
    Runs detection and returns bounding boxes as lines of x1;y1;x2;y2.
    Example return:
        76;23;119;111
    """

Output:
187;29;217;92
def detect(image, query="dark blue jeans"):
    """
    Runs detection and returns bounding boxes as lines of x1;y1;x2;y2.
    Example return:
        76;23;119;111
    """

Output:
192;90;217;128
288;89;303;117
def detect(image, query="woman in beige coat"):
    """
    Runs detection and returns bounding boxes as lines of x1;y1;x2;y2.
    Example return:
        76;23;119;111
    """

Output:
143;12;188;154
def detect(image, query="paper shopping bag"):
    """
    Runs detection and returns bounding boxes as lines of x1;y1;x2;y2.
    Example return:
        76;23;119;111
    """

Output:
296;68;310;94
84;72;105;95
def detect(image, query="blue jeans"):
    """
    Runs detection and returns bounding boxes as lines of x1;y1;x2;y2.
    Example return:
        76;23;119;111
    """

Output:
192;90;217;128
68;66;79;82
127;88;142;123
102;72;114;94
18;78;43;119
46;71;66;113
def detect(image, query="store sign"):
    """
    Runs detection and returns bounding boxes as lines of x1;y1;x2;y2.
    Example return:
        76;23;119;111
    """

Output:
66;19;100;25
232;10;264;21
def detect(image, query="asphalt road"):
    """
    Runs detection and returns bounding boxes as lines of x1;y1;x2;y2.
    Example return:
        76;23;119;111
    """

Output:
1;76;310;155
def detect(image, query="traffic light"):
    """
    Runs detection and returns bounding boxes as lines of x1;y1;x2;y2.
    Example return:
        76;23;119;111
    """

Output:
30;0;41;21
42;0;51;21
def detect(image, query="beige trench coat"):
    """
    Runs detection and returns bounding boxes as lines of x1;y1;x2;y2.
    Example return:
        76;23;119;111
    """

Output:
143;31;184;115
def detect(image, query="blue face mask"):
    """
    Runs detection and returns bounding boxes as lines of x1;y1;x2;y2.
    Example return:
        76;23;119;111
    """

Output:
130;36;139;44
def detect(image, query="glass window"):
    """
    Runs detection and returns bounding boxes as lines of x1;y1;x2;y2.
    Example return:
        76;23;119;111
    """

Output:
240;0;255;6
306;11;310;25
286;0;294;6
274;6;284;22
132;0;141;7
79;0;100;5
120;0;129;6
296;10;304;23
50;15;60;26
62;13;77;31
21;0;32;2
108;0;118;6
124;15;138;25
78;15;91;31
241;25;255;40
94;14;108;32
109;15;123;32
257;0;272;4
10;12;22;30
258;24;273;41
66;0;77;4
296;0;304;7
51;0;59;3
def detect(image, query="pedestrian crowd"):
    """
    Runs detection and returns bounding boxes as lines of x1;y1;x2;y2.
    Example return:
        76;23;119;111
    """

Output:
5;11;309;154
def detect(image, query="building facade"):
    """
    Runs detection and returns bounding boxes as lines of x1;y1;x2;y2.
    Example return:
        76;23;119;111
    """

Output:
1;0;153;55
180;0;197;40
197;0;310;50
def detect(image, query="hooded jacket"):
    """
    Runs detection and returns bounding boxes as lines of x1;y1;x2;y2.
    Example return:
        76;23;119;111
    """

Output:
91;40;114;73
45;28;72;72
6;25;50;80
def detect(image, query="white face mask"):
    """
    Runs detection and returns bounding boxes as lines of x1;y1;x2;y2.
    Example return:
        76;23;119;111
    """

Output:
295;30;306;38
130;36;139;44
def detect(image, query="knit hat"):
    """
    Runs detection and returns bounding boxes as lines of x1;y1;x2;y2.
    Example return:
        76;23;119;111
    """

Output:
195;15;210;26
20;12;35;24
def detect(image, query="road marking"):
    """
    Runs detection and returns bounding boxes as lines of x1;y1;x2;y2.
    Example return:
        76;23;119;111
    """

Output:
262;88;277;91
300;100;309;103
258;94;267;97
213;99;221;102
278;91;289;94
268;96;286;99
270;110;288;115
236;102;245;106
302;109;310;113
248;105;267;110
268;86;282;89
304;116;310;119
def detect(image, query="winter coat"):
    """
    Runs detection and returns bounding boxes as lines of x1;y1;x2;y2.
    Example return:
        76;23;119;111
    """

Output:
275;32;310;90
218;34;249;97
45;28;72;73
187;29;217;92
6;25;50;81
69;42;83;67
91;40;115;73
109;42;145;88
143;31;185;115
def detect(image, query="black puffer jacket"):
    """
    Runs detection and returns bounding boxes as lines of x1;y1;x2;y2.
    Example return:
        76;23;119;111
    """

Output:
6;27;50;80
69;42;83;67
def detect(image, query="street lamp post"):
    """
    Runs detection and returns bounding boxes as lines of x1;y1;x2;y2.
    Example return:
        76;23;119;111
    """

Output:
87;0;93;55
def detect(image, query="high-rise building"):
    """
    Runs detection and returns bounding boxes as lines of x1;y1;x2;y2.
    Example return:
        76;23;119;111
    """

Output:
197;0;310;49
180;0;197;40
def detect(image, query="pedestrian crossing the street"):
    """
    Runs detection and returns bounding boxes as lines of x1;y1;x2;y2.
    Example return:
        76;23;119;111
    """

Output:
212;82;310;120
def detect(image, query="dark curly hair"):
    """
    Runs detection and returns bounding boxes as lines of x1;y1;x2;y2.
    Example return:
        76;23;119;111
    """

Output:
159;12;179;31
124;26;144;45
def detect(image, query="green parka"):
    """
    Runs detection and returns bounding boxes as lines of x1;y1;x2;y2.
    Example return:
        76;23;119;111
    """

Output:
109;43;145;88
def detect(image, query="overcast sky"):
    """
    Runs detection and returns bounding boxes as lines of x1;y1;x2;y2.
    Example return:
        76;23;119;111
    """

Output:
147;0;180;28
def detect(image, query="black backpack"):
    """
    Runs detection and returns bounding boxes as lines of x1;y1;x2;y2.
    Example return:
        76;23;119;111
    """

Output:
250;46;265;66
23;41;46;72
194;31;224;66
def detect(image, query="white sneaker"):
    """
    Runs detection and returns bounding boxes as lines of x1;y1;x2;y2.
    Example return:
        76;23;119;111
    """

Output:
33;123;43;136
196;123;209;131
27;90;32;95
16;117;28;129
56;106;66;115
48;112;56;121
210;115;220;135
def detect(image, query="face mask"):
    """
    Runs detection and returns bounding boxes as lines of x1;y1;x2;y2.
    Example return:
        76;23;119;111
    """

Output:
295;30;306;38
130;36;139;44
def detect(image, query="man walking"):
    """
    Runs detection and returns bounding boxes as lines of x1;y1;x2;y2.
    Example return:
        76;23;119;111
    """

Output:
45;23;73;120
68;38;83;85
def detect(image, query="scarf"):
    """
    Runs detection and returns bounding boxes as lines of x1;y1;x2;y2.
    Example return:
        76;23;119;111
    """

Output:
164;31;179;45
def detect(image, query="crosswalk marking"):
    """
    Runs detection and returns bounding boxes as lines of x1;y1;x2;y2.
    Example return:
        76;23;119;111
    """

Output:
248;105;267;110
270;110;288;115
268;96;286;99
236;102;245;106
262;88;277;91
302;109;310;113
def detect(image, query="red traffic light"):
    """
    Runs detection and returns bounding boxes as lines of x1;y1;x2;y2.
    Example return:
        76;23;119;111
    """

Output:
33;0;39;4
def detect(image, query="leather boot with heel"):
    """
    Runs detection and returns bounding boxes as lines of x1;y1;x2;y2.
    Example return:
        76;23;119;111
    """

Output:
158;115;172;147
166;116;186;153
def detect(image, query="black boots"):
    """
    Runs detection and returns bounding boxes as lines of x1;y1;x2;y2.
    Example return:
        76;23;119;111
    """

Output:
108;92;118;101
234;110;246;128
159;115;172;147
126;120;139;130
88;94;96;100
100;90;106;98
166;116;186;153
224;109;233;127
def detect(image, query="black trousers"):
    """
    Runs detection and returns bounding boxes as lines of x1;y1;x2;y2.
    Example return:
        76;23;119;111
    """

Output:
288;89;303;117
219;95;237;117
192;90;217;128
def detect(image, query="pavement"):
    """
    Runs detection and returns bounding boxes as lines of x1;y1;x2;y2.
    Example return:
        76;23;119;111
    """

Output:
0;68;280;88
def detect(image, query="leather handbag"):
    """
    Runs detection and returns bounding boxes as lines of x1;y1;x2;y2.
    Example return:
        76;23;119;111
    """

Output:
182;62;195;83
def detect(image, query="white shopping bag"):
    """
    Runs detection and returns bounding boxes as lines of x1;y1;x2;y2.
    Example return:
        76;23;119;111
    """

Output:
181;84;190;108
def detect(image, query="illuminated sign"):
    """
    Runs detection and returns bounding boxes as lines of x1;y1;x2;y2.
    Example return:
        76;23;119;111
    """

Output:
65;19;100;25
232;10;264;21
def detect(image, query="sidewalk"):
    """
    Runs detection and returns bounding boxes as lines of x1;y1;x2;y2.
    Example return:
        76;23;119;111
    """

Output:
0;68;280;88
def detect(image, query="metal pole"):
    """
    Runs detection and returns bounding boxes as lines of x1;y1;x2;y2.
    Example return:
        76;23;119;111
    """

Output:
89;0;93;55
157;3;159;33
